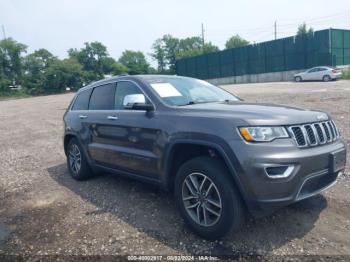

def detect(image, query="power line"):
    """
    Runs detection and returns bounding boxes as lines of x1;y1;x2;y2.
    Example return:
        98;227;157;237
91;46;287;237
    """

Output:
253;31;276;43
199;9;350;48
205;9;350;34
278;9;350;24
276;11;350;29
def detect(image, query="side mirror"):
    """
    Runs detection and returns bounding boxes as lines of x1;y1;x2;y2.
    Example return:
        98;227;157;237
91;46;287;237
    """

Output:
123;94;154;111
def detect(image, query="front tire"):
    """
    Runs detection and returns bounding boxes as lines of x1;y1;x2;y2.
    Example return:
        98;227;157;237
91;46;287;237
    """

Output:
294;76;302;82
174;156;244;239
67;138;94;180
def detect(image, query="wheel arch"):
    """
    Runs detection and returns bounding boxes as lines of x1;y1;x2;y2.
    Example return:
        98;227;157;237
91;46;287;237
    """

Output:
163;139;248;203
295;75;302;81
64;133;77;156
323;74;331;81
64;132;96;172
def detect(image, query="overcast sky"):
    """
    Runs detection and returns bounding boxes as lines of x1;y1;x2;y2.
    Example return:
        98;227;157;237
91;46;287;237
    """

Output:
1;0;350;65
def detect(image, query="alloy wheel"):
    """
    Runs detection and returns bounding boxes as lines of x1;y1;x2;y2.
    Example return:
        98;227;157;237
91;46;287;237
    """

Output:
182;173;222;227
69;144;81;175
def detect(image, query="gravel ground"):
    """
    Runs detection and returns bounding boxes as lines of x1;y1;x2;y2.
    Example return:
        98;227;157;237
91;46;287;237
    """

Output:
0;80;349;258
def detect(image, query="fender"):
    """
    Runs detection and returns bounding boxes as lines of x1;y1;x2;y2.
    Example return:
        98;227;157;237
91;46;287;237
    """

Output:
162;133;249;203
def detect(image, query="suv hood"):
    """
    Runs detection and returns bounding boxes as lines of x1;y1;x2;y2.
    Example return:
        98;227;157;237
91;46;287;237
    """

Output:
179;102;329;125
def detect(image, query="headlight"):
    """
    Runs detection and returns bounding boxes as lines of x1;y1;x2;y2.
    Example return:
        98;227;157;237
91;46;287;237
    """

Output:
239;126;289;142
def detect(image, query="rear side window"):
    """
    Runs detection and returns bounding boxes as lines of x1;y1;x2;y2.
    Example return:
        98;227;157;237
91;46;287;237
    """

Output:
72;89;92;110
89;84;116;110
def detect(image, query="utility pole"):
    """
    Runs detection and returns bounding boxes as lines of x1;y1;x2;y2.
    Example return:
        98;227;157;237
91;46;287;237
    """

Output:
274;21;277;40
1;25;6;39
201;23;205;47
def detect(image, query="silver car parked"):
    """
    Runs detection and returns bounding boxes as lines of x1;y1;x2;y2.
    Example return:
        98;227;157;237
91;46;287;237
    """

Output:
294;66;342;82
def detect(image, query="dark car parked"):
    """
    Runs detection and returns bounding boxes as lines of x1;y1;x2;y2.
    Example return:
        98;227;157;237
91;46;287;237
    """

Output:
63;75;347;239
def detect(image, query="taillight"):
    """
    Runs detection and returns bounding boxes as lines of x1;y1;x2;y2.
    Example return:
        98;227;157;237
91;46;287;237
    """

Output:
332;69;337;73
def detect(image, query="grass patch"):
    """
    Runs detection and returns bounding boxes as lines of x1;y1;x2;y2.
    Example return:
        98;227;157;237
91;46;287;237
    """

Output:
342;67;350;79
0;90;31;101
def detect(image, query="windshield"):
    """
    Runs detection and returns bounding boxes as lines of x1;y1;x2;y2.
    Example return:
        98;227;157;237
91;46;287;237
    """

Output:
145;77;240;106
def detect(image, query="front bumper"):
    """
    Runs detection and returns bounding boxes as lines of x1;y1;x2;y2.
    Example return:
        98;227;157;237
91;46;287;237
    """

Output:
228;138;347;217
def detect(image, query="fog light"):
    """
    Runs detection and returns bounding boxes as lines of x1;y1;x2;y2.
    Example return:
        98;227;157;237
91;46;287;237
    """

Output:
264;165;294;179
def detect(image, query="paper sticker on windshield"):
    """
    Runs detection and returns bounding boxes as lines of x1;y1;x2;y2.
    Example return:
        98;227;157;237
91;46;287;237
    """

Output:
150;83;182;97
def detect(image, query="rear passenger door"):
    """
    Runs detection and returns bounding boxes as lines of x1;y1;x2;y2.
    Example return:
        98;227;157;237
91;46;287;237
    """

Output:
68;88;93;155
317;67;328;80
84;83;119;167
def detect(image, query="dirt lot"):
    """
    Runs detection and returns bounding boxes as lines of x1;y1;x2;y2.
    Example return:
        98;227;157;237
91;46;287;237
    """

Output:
0;80;349;258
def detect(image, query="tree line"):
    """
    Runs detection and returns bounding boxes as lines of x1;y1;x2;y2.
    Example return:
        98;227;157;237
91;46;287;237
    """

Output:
0;23;313;96
0;34;250;96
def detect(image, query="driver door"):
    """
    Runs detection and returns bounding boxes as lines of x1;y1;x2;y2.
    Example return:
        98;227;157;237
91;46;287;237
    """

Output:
90;80;160;179
304;68;319;80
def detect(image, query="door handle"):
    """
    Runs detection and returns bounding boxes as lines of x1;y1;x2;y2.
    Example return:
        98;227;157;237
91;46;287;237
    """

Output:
107;115;118;120
78;114;88;119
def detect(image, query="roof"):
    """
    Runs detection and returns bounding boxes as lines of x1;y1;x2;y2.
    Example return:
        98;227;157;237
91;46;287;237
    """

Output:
79;74;189;92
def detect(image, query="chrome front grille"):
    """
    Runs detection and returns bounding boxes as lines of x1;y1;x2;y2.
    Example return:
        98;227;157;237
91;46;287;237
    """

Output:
289;120;339;148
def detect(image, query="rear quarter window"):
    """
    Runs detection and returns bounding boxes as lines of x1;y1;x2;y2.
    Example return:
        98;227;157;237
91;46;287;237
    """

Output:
71;89;92;110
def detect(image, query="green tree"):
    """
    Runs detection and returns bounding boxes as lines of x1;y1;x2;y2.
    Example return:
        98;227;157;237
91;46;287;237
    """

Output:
151;34;219;73
177;37;203;58
0;38;27;92
68;41;110;82
101;56;128;75
162;35;180;72
297;23;314;36
225;35;249;49
110;61;129;75
118;50;150;74
0;48;10;93
23;49;56;94
43;58;84;93
202;42;220;54
147;67;158;74
178;37;219;58
150;38;167;72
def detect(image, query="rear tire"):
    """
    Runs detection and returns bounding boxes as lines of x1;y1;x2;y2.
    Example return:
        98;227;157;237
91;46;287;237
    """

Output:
174;156;244;239
323;75;331;82
294;76;302;82
67;138;94;180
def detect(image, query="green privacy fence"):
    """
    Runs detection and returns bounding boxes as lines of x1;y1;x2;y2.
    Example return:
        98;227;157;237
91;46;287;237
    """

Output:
331;29;350;65
176;29;350;79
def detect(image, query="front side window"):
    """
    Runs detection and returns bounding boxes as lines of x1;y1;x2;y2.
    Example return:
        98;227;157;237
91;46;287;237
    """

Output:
145;77;240;106
89;84;116;110
72;89;92;110
115;81;145;110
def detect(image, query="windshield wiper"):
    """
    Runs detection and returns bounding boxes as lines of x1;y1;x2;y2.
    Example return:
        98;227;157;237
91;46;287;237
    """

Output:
177;101;196;106
178;100;218;106
222;98;243;103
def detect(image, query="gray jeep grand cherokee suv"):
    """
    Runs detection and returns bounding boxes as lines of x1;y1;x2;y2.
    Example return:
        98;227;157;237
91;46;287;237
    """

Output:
63;75;347;239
